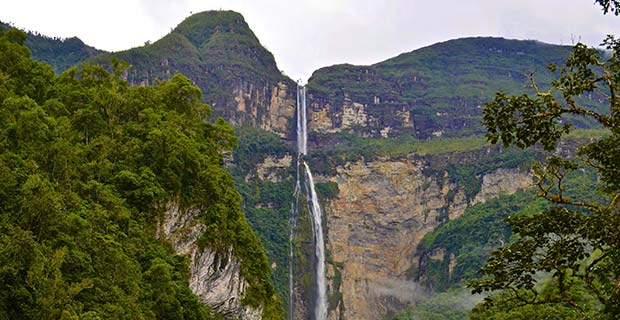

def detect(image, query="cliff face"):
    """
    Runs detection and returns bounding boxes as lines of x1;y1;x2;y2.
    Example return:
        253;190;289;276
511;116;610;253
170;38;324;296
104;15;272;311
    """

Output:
159;205;262;320
230;81;297;137
319;158;531;319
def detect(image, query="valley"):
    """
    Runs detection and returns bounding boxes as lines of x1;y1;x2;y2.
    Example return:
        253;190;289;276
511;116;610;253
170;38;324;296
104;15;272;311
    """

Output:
1;8;613;320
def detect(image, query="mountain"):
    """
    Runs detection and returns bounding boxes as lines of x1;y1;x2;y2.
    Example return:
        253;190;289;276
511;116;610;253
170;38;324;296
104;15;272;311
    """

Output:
274;38;604;319
88;11;297;138
305;37;599;140
0;21;103;73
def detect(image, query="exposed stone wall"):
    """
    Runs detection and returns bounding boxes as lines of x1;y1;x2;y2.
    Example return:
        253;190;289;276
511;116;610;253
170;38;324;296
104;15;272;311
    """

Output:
322;158;532;319
255;154;293;182
308;96;415;138
473;168;532;204
158;205;262;320
229;81;296;138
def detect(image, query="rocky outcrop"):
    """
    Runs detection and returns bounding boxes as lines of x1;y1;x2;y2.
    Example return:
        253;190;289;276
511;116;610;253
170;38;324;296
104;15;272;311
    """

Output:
324;159;458;319
473;167;532;203
158;205;262;320
308;90;415;138
322;158;531;319
229;81;297;137
255;154;293;182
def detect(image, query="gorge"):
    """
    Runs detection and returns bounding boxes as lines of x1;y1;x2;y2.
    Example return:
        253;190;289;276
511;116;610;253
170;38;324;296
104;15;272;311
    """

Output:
1;9;607;320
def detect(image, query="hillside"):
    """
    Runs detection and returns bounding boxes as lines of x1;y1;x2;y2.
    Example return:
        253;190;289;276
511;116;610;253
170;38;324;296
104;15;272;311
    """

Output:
306;37;602;140
0;21;103;73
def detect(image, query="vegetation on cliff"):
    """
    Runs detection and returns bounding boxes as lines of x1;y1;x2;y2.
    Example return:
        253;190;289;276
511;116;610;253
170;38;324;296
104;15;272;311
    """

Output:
229;126;295;305
418;166;602;290
0;28;283;319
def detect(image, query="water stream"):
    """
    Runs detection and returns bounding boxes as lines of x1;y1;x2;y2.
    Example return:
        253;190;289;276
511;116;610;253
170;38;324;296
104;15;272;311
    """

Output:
289;84;327;320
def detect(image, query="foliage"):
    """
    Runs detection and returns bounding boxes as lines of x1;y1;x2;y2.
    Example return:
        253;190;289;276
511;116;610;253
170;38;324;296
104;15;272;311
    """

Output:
233;126;293;171
306;132;490;175
229;126;295;306
307;129;612;177
385;287;480;320
470;278;602;319
315;181;339;200
0;29;282;319
469;5;620;318
596;0;620;15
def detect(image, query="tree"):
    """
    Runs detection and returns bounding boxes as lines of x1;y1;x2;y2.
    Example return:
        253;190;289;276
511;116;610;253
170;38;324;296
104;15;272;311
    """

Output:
469;2;620;318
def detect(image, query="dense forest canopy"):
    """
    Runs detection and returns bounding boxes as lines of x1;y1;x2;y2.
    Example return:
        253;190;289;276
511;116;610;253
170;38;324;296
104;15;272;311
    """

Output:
0;28;283;319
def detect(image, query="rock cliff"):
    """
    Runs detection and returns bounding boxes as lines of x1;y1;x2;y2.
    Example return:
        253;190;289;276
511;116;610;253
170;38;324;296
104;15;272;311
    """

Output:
306;38;579;140
318;156;531;319
159;205;262;320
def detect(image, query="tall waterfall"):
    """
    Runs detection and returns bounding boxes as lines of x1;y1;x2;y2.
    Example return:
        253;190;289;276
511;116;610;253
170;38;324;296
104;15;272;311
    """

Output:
289;85;328;320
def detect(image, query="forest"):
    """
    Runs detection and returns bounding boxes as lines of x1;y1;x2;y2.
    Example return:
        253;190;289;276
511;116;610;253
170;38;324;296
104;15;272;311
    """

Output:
0;28;283;319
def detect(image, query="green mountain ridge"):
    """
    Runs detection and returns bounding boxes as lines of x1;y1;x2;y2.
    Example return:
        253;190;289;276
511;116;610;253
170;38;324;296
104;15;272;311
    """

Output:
87;11;296;130
0;21;103;73
306;36;600;139
5;13;596;142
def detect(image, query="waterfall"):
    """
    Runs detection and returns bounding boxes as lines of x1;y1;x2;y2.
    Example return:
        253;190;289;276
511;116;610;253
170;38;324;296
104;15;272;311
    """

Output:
289;84;328;320
297;85;308;155
303;162;328;320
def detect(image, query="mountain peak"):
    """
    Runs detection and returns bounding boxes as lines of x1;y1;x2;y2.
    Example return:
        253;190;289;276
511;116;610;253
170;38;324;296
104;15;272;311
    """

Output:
172;10;258;48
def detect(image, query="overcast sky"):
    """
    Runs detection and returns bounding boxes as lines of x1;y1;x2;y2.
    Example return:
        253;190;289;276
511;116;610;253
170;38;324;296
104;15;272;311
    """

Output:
1;0;619;81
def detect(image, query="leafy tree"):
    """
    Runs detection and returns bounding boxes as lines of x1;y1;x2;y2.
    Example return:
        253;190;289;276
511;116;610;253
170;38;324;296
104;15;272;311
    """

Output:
596;0;620;15
469;2;620;318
